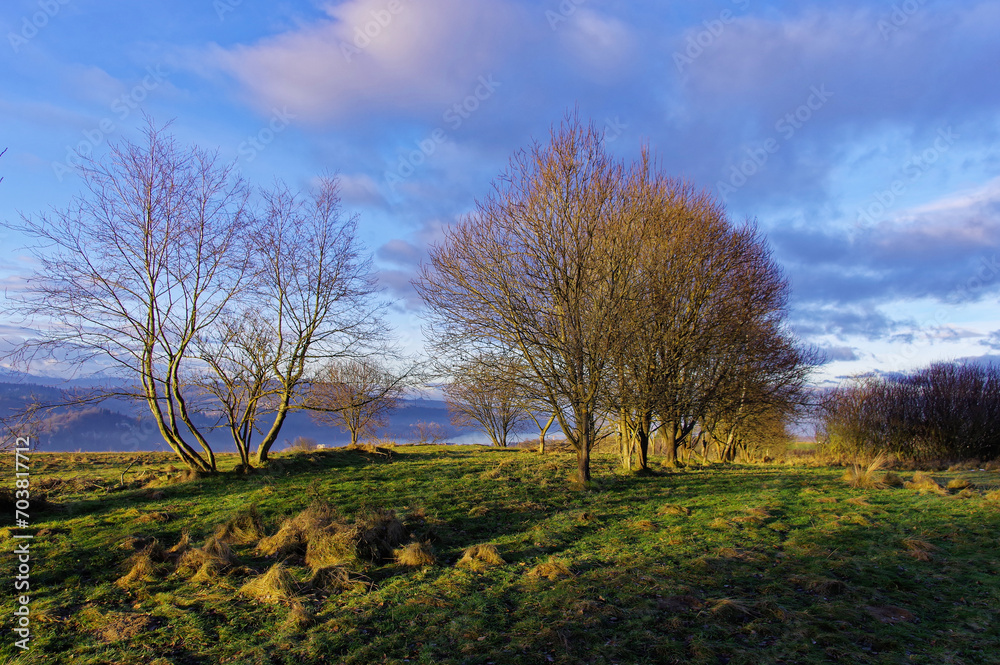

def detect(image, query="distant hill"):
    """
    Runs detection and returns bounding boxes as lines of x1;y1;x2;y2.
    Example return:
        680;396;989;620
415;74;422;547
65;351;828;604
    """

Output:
0;378;485;452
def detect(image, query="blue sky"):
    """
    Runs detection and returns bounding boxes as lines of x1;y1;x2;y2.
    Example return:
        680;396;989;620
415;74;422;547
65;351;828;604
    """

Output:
1;0;999;385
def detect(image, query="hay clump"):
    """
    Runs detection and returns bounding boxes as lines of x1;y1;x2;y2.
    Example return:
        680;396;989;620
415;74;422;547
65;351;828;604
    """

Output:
256;500;339;558
902;537;936;561
115;550;159;589
308;565;361;593
239;562;300;605
394;541;436;568
947;477;972;491
904;472;947;495
658;504;691;517
527;558;573;580
216;505;267;545
456;543;505;571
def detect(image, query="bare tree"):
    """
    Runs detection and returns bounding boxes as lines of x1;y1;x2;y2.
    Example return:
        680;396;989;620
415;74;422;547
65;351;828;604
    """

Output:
6;123;251;472
416;114;645;483
4;126;386;471
195;177;386;465
307;358;406;447
444;357;529;448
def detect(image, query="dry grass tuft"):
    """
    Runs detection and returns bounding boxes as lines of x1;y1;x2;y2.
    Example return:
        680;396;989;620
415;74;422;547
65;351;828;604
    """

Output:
175;535;237;577
904;472;948;495
902;537;936;561
707;598;754;623
846;496;870;506
882;472;905;488
947;477;973;491
136;511;171;524
189;559;225;585
658;504;691;517
239;562;300;605
457;543;505;571
527;558;573;580
308;565;361;593
816;497;838;504
842;454;889;489
257;500;339;558
394;541;436;568
984;490;1000;502
633;519;657;531
708;518;731;530
280;602;314;633
115;551;159;589
216;505;267;545
467;505;489;517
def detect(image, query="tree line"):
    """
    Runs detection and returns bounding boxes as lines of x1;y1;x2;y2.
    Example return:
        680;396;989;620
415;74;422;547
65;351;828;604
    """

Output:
3;117;817;480
419;115;816;483
3;123;411;470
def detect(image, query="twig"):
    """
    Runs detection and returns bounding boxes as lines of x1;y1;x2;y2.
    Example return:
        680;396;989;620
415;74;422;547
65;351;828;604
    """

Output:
120;460;137;487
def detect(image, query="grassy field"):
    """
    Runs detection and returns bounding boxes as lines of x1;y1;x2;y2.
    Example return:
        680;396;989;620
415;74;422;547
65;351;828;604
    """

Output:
2;446;999;664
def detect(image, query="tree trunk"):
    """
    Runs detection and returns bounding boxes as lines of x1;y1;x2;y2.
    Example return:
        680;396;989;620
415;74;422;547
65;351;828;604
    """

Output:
538;413;555;454
577;444;591;484
619;410;632;471
663;422;679;467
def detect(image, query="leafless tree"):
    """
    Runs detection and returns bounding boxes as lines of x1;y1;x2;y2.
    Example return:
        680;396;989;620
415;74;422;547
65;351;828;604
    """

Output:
307;358;406;448
5;125;386;470
444;357;529;448
7;123;251;471
416;114;646;483
197;177;385;465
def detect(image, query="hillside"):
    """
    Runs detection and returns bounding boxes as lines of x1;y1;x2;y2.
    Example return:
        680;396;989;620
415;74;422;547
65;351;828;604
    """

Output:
0;379;476;451
2;448;998;664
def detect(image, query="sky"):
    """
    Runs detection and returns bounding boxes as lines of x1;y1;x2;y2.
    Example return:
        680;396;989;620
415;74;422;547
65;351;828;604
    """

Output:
1;0;999;387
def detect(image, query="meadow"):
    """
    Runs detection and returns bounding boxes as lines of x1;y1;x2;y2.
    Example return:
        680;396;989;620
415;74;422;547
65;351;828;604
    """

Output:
1;446;998;664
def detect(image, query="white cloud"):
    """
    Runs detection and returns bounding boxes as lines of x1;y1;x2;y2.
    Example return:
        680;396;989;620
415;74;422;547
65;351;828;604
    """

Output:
205;0;524;125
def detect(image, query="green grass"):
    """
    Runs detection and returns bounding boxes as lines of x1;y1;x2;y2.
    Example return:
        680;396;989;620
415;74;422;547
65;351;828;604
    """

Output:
3;447;1000;664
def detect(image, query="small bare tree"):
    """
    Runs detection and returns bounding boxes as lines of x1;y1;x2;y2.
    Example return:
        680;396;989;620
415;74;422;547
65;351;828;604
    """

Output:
444;357;529;448
196;178;385;465
307;358;406;447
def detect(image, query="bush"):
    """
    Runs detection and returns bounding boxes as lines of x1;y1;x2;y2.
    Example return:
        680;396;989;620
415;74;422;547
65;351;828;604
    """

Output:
820;362;1000;462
